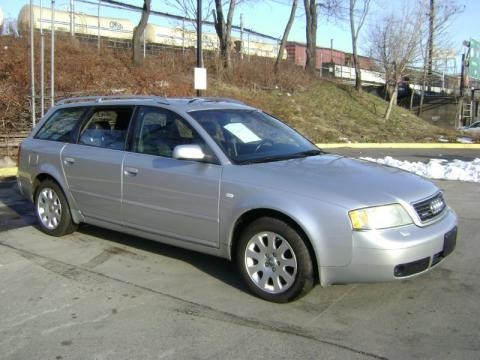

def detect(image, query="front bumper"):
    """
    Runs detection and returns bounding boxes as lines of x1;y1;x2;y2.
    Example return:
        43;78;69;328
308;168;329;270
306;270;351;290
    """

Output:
321;209;458;286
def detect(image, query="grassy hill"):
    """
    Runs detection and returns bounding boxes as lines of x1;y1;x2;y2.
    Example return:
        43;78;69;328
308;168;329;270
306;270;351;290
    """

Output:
0;35;454;143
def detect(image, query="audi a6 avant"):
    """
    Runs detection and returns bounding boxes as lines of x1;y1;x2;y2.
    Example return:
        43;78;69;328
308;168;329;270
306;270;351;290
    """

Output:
17;96;458;302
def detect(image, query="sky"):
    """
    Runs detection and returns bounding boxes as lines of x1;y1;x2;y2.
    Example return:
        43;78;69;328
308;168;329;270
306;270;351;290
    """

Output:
1;0;479;63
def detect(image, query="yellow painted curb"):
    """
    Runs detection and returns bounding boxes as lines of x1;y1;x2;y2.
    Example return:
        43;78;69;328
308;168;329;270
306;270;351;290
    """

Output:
0;167;17;177
316;143;480;149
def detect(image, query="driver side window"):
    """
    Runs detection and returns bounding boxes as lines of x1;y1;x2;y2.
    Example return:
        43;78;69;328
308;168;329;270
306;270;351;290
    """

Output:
132;107;211;160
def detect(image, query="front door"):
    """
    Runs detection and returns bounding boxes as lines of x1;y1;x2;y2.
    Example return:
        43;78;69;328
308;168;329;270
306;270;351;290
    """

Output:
122;106;222;248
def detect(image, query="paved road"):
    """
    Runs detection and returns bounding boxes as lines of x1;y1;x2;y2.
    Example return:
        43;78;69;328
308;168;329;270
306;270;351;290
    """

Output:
0;153;479;359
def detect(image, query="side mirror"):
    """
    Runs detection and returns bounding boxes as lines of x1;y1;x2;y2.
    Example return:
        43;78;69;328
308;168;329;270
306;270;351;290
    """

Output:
172;144;206;161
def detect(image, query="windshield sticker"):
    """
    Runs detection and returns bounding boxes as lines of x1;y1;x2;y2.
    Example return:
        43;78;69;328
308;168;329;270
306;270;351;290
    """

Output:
224;123;261;143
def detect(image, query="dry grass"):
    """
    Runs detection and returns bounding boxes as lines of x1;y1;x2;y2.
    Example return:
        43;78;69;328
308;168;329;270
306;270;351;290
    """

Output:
0;35;453;144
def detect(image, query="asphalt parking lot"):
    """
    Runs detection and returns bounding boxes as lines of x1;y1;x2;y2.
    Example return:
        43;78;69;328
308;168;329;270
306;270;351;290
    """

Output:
0;149;479;360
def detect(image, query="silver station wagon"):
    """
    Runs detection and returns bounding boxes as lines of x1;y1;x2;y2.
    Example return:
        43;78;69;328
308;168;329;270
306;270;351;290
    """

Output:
17;96;458;302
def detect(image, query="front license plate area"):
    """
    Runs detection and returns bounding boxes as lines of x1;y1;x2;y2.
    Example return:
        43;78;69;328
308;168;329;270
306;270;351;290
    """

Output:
443;226;457;257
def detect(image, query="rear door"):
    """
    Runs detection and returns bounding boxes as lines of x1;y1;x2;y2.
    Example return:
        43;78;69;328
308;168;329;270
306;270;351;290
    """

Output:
122;106;222;248
61;106;134;224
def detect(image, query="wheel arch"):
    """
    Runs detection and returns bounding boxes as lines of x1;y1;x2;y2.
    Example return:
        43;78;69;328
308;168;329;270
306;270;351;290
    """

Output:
229;208;320;284
32;172;83;224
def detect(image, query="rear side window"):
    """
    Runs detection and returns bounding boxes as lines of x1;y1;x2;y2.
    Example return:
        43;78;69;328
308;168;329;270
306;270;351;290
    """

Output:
35;108;85;142
78;108;133;150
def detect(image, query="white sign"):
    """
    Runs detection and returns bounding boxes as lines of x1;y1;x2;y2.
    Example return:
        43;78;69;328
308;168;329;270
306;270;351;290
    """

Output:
224;123;261;143
194;67;207;90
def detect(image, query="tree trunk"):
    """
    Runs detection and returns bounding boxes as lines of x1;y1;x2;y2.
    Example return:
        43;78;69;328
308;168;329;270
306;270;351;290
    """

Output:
385;83;398;121
304;0;317;75
350;0;370;92
132;0;151;66
351;44;362;92
213;0;236;70
427;0;434;92
274;0;298;74
409;78;415;111
418;61;428;115
350;0;361;92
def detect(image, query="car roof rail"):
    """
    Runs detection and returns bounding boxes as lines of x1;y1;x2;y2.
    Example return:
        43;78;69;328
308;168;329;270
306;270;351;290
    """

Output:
187;97;245;105
56;95;170;106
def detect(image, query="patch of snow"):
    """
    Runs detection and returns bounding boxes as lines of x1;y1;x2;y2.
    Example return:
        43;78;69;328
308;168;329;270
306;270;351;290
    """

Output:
361;156;480;183
457;136;474;144
0;156;15;168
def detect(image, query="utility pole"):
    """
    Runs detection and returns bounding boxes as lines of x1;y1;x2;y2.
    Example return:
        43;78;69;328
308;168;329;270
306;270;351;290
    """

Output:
97;0;101;51
51;0;55;107
29;0;36;128
70;0;75;37
182;18;185;56
196;0;203;96
330;38;333;64
247;32;250;62
240;13;244;60
427;0;434;92
40;0;45;117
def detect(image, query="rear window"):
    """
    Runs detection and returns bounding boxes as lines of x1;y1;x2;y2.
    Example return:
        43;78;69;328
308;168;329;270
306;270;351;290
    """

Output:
35;108;85;142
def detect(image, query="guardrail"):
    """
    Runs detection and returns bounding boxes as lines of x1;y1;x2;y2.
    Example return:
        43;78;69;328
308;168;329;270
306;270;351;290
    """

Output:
1;131;30;151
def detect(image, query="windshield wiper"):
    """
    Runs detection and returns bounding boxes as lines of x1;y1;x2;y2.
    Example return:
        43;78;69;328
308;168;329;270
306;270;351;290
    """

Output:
238;149;323;164
289;149;324;158
238;155;295;164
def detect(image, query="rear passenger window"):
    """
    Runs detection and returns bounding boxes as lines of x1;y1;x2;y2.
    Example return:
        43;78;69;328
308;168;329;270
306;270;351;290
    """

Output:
78;108;133;150
35;108;85;142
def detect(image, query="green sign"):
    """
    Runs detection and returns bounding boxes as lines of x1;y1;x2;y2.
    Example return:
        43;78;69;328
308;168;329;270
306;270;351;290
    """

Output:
468;38;480;80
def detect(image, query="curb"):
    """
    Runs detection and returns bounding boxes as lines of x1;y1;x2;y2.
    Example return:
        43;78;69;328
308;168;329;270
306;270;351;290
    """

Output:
0;167;17;177
316;143;480;149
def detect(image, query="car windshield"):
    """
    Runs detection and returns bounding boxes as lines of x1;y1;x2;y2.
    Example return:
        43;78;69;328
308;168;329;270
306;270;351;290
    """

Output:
189;109;322;164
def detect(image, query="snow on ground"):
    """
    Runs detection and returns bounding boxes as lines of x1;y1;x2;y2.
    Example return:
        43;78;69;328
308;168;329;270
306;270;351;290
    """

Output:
361;157;480;183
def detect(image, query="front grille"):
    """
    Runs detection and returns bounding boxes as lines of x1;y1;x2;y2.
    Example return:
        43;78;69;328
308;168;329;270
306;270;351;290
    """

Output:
412;192;446;223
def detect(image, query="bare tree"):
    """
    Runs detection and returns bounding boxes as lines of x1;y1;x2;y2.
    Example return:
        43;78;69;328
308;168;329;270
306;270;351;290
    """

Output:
303;0;342;75
368;10;422;120
349;0;370;92
132;0;152;66
212;0;236;70
275;0;298;74
303;0;318;74
165;0;214;29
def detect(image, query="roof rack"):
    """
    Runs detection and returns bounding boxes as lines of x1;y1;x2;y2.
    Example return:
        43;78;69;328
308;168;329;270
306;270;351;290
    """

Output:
187;97;245;105
56;95;170;106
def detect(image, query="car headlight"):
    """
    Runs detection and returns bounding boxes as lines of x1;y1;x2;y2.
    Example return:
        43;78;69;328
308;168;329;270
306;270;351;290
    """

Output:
349;204;413;230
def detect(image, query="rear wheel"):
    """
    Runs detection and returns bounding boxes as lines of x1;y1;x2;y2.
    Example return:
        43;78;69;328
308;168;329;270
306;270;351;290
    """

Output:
236;217;314;303
35;179;77;236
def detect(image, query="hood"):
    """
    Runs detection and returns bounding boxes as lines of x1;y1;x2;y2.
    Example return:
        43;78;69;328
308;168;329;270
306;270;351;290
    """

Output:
224;154;439;209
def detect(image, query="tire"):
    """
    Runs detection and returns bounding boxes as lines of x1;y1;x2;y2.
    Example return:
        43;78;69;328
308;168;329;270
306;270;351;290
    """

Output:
236;217;314;303
34;179;77;237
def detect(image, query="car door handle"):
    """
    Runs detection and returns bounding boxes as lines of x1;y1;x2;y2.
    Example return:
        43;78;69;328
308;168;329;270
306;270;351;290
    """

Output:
63;157;75;165
124;167;138;176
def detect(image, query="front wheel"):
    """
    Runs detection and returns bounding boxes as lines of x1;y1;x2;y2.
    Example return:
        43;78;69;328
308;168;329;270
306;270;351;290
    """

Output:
236;217;314;303
35;179;77;236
